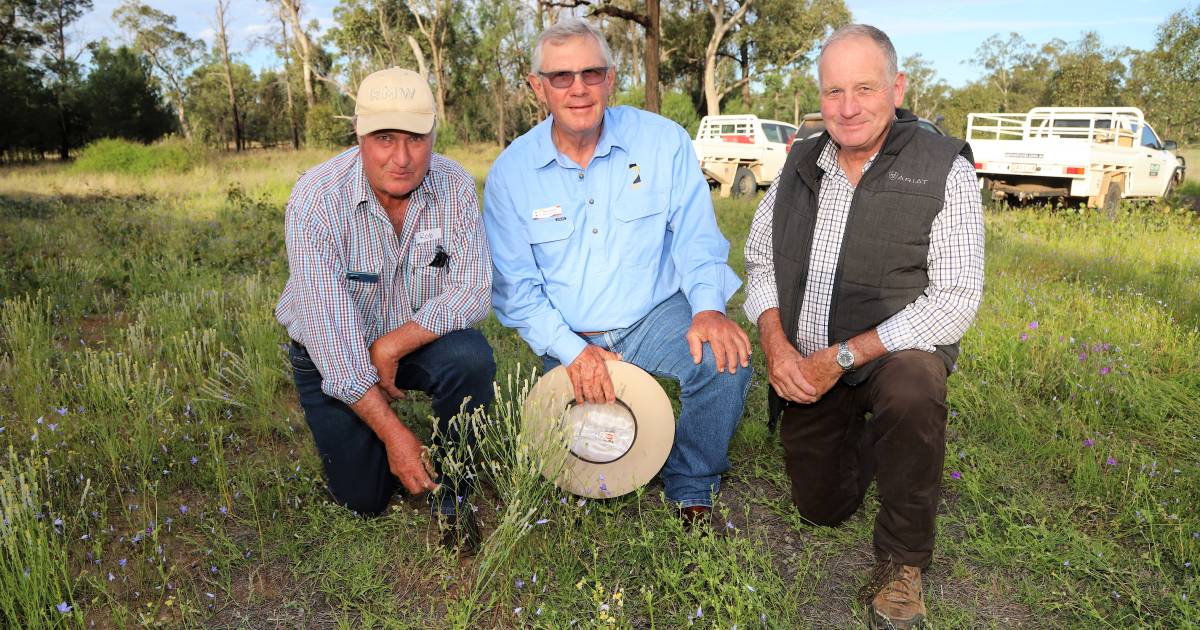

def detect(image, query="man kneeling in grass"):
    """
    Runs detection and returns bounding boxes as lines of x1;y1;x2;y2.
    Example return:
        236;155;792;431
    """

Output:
275;67;494;552
744;24;984;629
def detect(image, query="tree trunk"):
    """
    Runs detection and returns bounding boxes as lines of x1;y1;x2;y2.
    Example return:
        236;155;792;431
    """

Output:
281;0;316;107
279;8;300;149
216;0;244;151
739;40;751;106
702;0;754;117
644;0;660;113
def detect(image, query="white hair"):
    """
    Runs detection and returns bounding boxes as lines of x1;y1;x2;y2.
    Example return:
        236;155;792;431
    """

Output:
819;24;898;81
531;18;615;74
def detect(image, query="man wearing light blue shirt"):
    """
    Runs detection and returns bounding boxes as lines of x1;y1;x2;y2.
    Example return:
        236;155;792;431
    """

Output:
484;18;751;527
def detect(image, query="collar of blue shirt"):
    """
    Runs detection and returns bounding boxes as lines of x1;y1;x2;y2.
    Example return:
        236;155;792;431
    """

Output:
531;108;630;170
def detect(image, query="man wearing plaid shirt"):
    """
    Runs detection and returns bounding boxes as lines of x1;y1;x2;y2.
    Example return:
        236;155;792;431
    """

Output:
743;25;983;629
275;68;493;550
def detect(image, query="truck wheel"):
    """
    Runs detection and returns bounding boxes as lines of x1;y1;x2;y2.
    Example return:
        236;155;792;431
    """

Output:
1101;180;1121;219
732;167;757;198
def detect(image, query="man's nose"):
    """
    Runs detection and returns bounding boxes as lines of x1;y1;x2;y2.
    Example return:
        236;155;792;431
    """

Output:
839;93;862;119
389;141;412;168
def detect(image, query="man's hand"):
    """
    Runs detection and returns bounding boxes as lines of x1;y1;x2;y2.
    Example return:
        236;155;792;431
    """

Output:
796;346;843;401
687;310;752;373
368;322;438;401
350;386;437;495
369;339;407;401
384;425;439;495
566;345;622;404
757;308;819;403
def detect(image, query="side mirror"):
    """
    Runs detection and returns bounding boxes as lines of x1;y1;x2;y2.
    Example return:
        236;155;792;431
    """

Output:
1164;140;1178;151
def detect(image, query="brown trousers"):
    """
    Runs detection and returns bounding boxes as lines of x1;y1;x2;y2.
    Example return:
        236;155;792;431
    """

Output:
779;350;949;569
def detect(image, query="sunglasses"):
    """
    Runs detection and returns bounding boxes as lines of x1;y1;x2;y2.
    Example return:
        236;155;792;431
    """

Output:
537;66;610;89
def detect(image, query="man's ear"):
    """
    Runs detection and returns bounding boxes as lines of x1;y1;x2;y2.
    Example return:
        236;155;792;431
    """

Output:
892;72;907;108
528;73;547;105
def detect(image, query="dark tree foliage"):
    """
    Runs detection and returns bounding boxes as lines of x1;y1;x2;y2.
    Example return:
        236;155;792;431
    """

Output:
80;43;175;143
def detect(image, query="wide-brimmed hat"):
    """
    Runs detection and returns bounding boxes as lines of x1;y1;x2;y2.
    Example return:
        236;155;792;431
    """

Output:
354;67;436;136
521;361;674;499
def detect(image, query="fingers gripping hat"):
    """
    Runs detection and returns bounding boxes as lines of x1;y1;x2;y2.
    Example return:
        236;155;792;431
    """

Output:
521;361;675;499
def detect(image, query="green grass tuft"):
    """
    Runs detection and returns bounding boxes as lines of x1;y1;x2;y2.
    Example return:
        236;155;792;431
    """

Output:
72;137;198;175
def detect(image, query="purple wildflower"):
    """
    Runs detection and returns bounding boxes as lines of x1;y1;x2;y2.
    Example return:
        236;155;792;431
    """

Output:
1083;438;1094;447
1099;366;1111;375
1019;333;1028;342
1029;321;1039;330
1106;456;1117;466
534;518;549;525
950;471;962;480
179;505;188;515
56;602;71;614
1079;352;1088;362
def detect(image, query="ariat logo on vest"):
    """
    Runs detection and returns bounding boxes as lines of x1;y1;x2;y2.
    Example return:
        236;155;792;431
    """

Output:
887;171;929;185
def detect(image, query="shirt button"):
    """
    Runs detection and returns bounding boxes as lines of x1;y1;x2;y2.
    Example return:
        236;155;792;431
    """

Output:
577;173;584;180
592;228;599;234
588;198;594;205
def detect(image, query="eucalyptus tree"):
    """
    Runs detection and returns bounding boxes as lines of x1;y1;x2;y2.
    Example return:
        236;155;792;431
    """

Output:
114;0;205;139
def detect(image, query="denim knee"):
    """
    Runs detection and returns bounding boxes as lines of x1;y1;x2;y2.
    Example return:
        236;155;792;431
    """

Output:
684;345;753;397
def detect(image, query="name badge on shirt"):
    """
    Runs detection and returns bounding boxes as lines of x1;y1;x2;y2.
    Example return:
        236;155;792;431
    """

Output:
531;204;563;220
346;271;379;283
414;227;442;245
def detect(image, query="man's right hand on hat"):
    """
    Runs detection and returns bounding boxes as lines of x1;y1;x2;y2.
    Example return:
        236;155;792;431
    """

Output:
566;345;622;405
385;426;439;495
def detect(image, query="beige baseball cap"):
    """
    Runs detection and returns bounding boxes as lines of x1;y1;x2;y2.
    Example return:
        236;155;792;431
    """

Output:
354;67;436;136
522;361;675;499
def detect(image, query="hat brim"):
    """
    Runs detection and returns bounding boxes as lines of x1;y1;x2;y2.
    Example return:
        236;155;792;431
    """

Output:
521;361;674;499
355;111;435;136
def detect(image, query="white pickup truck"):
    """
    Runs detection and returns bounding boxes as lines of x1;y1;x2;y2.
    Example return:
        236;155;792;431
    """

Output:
966;107;1182;213
692;115;798;198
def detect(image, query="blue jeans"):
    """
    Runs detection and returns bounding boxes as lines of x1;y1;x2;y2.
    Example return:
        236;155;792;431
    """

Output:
289;328;495;516
543;292;751;508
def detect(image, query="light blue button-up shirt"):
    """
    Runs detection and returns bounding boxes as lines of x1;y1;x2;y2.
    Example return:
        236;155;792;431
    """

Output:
484;106;741;366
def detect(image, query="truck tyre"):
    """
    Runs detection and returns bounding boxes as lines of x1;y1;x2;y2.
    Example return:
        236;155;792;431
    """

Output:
1101;180;1121;219
732;167;756;198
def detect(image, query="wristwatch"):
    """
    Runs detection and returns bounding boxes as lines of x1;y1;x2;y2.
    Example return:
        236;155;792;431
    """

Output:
835;341;856;372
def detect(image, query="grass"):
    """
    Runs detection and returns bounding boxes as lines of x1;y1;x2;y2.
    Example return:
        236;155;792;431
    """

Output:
0;146;1197;628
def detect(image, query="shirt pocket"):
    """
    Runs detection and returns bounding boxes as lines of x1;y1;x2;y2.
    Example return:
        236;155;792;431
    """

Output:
614;189;667;266
408;242;447;313
522;216;574;268
345;272;381;341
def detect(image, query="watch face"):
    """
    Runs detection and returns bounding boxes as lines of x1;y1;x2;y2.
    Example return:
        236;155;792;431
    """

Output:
837;347;854;369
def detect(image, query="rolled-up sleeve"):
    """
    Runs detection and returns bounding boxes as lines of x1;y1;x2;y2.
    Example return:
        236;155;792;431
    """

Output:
743;178;781;325
666;125;741;316
484;171;588;365
876;156;985;352
412;180;492;335
285;191;378;404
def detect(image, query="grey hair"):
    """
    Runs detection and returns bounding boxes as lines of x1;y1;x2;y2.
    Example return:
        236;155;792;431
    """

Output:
531;18;615;74
819;24;898;80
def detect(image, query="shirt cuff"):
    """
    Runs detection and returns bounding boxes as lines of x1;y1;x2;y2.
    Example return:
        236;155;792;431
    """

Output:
324;367;380;405
877;309;931;354
412;303;454;338
549;332;589;367
742;290;778;328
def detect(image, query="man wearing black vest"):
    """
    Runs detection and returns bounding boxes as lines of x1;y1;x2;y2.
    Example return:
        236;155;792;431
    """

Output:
744;24;984;630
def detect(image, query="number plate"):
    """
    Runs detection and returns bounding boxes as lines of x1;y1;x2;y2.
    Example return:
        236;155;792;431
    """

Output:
1009;163;1039;174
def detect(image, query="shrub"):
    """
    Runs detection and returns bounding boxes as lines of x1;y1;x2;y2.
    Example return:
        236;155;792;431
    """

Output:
72;137;196;175
305;103;354;149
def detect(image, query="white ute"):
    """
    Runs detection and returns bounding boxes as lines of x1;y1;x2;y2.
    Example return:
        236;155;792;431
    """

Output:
692;115;797;198
967;107;1182;214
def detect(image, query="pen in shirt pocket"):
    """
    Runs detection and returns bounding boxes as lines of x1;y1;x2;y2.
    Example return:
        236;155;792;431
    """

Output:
428;245;448;268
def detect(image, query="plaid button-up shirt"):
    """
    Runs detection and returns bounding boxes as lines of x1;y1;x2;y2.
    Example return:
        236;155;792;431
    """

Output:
275;147;491;404
744;140;984;358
